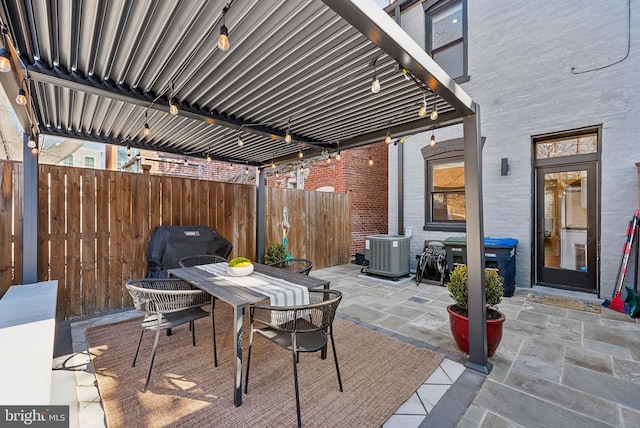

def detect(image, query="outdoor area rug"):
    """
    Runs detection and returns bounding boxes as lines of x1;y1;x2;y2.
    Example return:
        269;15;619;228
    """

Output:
526;293;601;314
86;309;444;428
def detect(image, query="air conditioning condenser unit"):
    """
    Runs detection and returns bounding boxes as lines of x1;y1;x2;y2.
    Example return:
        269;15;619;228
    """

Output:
364;234;410;279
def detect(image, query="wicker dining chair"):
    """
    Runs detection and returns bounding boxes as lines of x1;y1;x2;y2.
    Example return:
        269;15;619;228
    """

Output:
178;254;228;267
126;278;216;391
244;289;343;428
268;258;313;275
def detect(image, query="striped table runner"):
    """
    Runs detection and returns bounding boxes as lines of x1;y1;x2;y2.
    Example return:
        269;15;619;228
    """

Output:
195;263;310;307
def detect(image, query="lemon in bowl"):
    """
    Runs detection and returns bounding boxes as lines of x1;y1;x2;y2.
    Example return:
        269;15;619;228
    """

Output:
227;257;254;276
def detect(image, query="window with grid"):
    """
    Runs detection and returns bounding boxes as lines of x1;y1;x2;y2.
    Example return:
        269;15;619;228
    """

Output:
425;0;468;82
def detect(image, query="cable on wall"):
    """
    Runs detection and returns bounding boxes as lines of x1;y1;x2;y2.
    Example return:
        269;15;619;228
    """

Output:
571;0;631;74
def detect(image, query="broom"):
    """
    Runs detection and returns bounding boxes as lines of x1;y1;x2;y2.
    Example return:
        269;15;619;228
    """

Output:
604;210;639;313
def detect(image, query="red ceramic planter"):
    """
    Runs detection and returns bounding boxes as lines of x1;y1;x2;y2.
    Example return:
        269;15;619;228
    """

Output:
447;305;506;357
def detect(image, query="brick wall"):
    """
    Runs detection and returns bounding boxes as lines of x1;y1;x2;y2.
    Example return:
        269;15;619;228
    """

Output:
343;143;388;255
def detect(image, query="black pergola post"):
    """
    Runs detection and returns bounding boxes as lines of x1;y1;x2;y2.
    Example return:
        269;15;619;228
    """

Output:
22;132;38;284
463;107;492;373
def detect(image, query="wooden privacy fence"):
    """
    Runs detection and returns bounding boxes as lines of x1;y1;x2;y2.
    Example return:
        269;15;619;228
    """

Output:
0;160;351;320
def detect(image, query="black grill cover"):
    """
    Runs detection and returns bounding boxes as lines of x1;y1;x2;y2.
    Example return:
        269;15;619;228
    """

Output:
145;226;233;278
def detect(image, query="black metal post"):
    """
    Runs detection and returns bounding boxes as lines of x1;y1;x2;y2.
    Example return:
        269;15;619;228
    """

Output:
463;107;492;373
256;168;265;263
22;132;38;284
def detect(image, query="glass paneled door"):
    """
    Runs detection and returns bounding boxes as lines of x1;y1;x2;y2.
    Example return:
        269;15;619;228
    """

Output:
536;164;597;291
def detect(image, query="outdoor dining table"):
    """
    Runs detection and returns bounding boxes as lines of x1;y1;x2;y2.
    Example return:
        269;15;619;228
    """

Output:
168;262;330;407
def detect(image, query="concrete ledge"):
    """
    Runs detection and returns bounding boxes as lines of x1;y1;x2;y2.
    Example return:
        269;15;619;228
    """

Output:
0;281;58;405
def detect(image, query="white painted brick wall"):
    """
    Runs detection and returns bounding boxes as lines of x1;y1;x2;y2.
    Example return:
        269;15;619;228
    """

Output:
389;0;640;298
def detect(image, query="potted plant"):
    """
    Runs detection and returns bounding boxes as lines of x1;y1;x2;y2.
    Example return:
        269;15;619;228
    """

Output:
446;264;506;357
264;243;288;264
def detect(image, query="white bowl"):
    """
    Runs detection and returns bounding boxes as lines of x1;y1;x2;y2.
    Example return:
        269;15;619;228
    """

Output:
226;264;254;277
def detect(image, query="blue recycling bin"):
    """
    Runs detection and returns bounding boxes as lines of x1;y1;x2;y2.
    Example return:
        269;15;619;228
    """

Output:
444;237;518;297
484;238;518;297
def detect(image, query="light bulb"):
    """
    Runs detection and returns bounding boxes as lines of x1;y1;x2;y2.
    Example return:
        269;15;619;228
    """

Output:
207;154;212;162
336;151;341;161
16;88;26;105
368;157;374;166
0;48;10;73
229;163;233;169
285;133;292;144
237;137;243;147
384;134;391;144
326;157;331;164
218;26;229;51
271;161;276;169
299;165;304;173
371;76;380;93
127;146;131;156
184;158;188;166
169;99;178;115
430;134;436;147
244;166;249;175
143;123;150;136
276;171;280;177
430;108;438;121
419;102;428;117
31;147;38;155
298;149;303;159
27;136;36;148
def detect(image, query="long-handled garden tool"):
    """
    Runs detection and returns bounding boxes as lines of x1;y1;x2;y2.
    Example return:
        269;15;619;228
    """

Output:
604;210;639;313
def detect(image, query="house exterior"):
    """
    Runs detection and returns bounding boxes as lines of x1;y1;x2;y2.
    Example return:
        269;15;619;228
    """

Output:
387;0;639;299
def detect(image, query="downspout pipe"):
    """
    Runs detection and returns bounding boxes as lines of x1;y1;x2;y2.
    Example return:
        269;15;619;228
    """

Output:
394;4;404;236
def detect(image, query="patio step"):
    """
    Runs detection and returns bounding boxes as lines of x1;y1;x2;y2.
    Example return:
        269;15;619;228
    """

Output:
0;281;58;405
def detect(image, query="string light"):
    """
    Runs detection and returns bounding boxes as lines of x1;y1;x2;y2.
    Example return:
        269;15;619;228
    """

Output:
0;25;11;73
184;157;188;166
218;4;230;51
299;164;304;173
207;153;212;162
430;128;436;147
284;118;292;143
370;58;380;93
368;155;374;166
169;98;178;115
237;136;243;147
430;92;439;120
384;128;391;144
143;111;150;136
229;162;233;169
244;165;249;175
336;151;341;161
418;92;428;117
16;88;26;105
27;134;37;149
326;156;331;164
271;160;276;169
298;149;303;159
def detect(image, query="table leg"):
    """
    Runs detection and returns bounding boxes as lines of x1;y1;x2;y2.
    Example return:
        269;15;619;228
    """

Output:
233;306;243;406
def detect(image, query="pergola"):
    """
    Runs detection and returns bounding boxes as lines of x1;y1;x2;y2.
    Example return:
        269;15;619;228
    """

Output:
0;0;490;372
